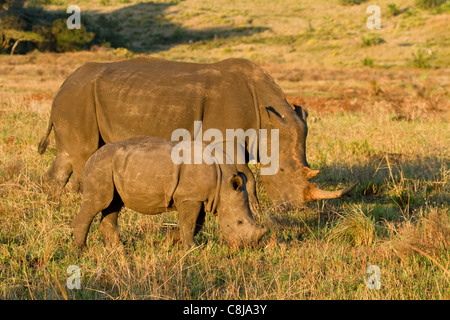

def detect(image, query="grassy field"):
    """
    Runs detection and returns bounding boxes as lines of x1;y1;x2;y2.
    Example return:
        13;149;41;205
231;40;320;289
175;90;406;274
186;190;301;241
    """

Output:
0;0;449;299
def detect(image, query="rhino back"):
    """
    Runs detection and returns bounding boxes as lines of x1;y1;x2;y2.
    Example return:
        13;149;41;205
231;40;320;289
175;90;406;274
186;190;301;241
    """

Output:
92;57;266;142
108;136;179;214
51;57;293;153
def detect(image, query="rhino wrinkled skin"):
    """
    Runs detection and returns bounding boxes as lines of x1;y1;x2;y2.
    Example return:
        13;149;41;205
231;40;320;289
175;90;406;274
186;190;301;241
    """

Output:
71;136;267;249
39;57;356;207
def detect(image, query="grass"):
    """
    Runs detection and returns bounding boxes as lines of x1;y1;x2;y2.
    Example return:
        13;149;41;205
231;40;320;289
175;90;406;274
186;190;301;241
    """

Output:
328;204;375;246
0;0;449;300
361;33;385;47
411;48;434;68
9;0;449;68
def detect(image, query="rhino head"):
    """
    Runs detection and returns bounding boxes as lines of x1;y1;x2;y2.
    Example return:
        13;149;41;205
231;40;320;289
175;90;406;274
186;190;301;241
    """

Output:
259;103;358;207
215;173;266;247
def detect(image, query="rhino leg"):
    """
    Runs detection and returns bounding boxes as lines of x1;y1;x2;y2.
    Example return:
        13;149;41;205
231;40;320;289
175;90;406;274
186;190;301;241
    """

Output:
168;204;205;245
175;200;205;248
72;166;115;249
43;151;72;201
72;201;99;249
98;194;123;247
194;208;206;237
70;154;97;193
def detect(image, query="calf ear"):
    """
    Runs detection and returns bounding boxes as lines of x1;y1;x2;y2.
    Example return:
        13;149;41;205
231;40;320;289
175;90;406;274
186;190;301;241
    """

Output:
294;104;308;121
230;174;244;191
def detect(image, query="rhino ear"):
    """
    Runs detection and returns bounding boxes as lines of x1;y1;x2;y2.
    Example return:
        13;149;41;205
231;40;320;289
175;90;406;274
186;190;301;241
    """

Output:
230;174;244;191
260;105;288;126
294;104;308;121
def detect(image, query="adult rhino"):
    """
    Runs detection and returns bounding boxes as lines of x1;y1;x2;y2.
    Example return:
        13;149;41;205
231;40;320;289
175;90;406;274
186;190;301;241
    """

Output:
38;57;356;207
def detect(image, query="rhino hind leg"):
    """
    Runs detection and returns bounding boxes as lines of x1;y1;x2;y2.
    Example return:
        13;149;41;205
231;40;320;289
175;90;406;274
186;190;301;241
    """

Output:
42;152;72;201
70;141;104;193
72;195;115;249
175;200;205;248
98;194;124;247
70;159;87;193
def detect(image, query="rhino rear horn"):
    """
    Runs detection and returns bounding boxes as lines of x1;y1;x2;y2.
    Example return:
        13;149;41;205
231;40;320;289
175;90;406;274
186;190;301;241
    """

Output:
302;167;320;180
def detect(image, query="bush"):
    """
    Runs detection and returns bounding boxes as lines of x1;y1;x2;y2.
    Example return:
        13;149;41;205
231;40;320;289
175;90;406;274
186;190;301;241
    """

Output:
361;33;385;46
411;48;433;68
363;56;374;67
415;0;447;9
387;3;402;16
50;19;95;52
0;7;44;54
339;0;368;5
0;1;126;54
87;14;126;49
0;29;43;54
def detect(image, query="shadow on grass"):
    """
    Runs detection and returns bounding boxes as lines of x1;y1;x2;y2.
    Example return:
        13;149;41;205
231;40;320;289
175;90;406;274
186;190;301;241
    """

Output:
313;153;447;205
255;152;448;244
5;1;270;54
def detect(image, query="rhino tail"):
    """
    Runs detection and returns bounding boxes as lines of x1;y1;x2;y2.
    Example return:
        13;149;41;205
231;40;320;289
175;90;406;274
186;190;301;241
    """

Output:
38;120;53;155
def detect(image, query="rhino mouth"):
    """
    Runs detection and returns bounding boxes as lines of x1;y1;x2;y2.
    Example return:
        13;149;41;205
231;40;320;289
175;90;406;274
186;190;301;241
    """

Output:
221;222;267;248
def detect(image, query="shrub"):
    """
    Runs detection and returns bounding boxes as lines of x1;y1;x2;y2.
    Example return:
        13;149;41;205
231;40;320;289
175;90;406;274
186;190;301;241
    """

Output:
361;33;385;46
387;3;402;16
435;1;450;12
50;19;95;52
339;0;368;5
0;13;44;54
0;1;126;53
411;48;433;68
0;29;43;55
363;56;374;67
108;47;135;58
415;0;447;9
88;15;126;49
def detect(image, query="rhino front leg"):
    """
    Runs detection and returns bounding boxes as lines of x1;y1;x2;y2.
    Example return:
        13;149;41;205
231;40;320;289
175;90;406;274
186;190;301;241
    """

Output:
175;201;205;248
98;195;123;247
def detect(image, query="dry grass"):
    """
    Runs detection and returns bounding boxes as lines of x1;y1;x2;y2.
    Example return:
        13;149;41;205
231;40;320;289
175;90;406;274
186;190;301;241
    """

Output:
0;0;449;300
328;204;375;246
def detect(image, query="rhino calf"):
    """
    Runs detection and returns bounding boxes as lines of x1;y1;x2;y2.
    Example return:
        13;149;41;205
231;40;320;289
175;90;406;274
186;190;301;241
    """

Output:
72;136;266;249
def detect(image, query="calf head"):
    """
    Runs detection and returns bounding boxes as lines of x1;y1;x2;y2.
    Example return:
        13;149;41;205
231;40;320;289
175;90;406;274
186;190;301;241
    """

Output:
216;173;266;247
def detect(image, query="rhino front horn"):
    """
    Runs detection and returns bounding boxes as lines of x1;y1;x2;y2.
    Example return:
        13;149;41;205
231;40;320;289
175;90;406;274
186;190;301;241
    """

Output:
307;182;359;201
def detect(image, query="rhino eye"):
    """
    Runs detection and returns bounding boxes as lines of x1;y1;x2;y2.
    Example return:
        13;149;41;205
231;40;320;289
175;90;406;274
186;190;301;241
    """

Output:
237;220;243;225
